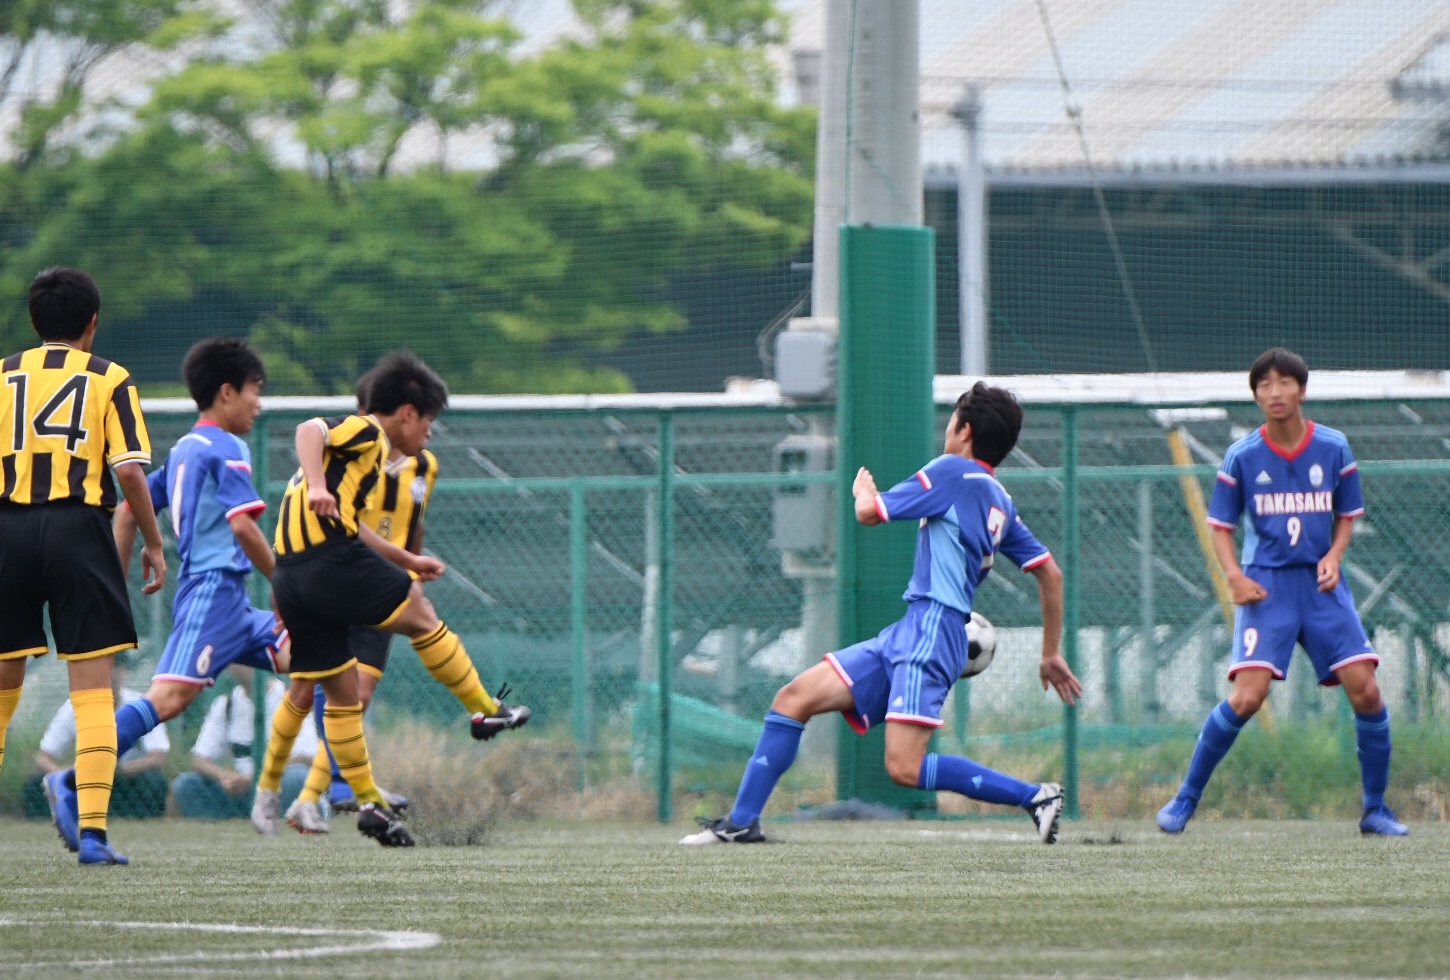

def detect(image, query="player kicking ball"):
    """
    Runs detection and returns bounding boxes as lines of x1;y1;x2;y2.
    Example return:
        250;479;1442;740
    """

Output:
1157;348;1406;837
682;383;1082;846
252;351;529;846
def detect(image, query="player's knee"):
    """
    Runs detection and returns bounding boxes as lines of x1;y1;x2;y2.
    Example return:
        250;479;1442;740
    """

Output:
883;751;922;787
146;684;196;721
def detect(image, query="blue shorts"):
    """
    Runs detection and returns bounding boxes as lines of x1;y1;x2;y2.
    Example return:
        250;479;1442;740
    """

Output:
1229;565;1376;688
826;599;967;733
153;570;285;686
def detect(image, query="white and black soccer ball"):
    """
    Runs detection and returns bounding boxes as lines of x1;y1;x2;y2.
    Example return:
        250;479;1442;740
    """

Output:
961;611;997;678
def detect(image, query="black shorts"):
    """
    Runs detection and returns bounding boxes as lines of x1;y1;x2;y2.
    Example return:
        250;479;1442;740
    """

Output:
272;538;412;678
0;502;137;660
348;624;393;676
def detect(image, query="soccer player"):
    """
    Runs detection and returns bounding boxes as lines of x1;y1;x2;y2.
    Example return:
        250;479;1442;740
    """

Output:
0;266;166;866
1156;348;1405;837
281;361;529;835
48;336;291;849
253;351;529;846
681;382;1082;846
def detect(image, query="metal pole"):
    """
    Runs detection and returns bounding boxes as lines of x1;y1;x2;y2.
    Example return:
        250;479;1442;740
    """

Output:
655;414;675;823
1061;405;1080;819
570;482;589;791
953;85;988;376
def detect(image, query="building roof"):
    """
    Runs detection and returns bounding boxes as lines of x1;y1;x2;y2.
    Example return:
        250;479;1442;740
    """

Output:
786;0;1450;182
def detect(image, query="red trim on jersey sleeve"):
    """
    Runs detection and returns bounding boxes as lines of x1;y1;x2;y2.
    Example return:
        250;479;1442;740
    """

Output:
225;501;267;520
1205;516;1237;530
1216;471;1237;486
1335;507;1365;519
873;494;889;522
1339;461;1358;476
1021;552;1051;571
915;470;932;490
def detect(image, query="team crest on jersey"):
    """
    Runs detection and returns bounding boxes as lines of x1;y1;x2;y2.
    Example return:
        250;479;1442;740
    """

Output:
1308;464;1324;488
411;476;428;503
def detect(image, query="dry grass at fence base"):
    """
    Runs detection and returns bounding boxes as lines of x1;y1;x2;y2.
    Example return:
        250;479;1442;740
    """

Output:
363;721;657;844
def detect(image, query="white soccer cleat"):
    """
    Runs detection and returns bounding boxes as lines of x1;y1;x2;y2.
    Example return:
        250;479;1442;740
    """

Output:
285;798;331;835
250;788;281;836
679;817;766;845
1026;783;1064;844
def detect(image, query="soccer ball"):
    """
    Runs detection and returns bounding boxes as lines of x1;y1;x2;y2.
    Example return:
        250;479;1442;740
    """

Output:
961;611;997;678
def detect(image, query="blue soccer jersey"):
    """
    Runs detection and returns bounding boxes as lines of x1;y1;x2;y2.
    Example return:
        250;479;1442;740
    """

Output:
874;455;1051;614
147;420;266;577
1206;421;1364;568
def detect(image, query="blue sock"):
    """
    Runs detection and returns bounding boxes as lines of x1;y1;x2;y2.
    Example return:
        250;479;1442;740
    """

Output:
918;753;1039;807
1179;700;1249;801
1354;706;1391;811
727;711;806;826
114;698;160;760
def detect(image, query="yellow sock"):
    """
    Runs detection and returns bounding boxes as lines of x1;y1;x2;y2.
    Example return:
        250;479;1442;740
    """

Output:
0;686;21;779
298;740;332;805
411;623;497;717
258;696;309;793
322;703;383;806
71;688;116;833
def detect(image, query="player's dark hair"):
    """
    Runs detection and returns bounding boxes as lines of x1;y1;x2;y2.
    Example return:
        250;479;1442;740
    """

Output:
1249;348;1308;391
952;381;1023;466
365;350;448;418
182;337;266;410
28;267;101;341
354;371;375;413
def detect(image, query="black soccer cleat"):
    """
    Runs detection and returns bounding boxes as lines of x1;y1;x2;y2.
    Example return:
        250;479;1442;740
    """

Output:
678;816;767;845
357;803;415;847
471;693;532;741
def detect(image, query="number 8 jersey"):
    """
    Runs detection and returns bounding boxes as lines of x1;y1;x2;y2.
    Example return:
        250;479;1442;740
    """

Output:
1206;420;1364;568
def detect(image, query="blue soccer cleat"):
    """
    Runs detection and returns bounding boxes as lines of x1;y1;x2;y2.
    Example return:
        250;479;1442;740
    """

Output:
1359;805;1408;837
42;771;80;853
77;832;128;866
1156;794;1198;835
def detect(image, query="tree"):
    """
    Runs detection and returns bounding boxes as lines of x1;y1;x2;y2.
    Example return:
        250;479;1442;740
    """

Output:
2;0;815;393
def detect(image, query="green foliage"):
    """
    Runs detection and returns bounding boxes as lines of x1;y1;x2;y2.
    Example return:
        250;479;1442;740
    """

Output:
0;0;814;393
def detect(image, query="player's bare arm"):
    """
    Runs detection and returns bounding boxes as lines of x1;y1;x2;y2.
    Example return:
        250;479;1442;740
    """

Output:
1030;557;1081;705
294;421;339;520
853;466;882;525
359;524;444;581
228;511;275;579
1317;515;1354;592
1211;525;1266;604
115;460;167;595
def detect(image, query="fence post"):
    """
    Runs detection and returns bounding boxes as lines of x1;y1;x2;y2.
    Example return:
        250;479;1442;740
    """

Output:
570;481;589;791
656;413;675;823
1062;404;1081;818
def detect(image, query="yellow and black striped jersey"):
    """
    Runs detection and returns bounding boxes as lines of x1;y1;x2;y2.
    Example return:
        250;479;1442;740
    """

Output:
273;414;389;557
360;449;437;552
0;343;151;509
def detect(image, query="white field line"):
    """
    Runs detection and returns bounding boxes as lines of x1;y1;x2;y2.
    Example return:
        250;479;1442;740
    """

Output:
0;919;440;969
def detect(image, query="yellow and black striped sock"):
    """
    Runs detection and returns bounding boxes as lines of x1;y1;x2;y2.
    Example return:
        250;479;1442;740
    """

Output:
0;686;21;779
298;740;333;805
71;688;117;833
411;622;498;717
322;702;383;806
258;696;310;794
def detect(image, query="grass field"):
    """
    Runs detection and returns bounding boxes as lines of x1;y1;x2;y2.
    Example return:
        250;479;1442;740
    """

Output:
1;814;1447;978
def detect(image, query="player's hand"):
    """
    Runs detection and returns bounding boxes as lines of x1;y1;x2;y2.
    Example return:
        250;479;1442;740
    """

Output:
1039;654;1083;706
410;554;445;581
307;486;340;519
1227;571;1267;605
140;544;167;595
852;467;877;498
1316;556;1341;592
